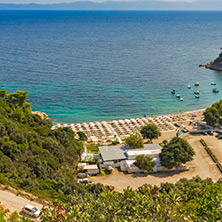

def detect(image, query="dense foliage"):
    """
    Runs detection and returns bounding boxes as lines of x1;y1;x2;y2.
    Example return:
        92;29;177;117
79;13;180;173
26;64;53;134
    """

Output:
1;90;222;222
134;155;156;171
36;177;221;222
0;90;84;201
203;99;222;126
140;123;161;142
1;177;222;221
77;131;88;141
159;137;195;169
125;133;144;148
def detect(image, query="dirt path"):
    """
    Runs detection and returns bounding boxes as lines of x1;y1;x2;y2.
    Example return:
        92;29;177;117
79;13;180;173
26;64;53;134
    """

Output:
91;135;222;192
0;189;43;214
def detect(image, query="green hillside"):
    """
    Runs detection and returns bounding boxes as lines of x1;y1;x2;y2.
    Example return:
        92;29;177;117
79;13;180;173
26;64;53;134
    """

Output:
0;90;84;201
0;90;222;221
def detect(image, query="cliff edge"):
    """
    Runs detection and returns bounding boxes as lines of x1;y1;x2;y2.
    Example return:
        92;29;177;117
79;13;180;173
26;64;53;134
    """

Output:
200;50;222;71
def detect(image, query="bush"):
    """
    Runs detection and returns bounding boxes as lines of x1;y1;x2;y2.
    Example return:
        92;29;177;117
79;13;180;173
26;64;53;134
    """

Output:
203;99;222;126
125;134;144;148
159;137;195;169
0;90;84;201
140;124;161;142
8;211;19;222
134;155;156;172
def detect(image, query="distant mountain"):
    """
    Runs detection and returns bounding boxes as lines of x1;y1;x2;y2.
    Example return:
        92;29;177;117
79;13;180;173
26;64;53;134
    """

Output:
0;0;222;10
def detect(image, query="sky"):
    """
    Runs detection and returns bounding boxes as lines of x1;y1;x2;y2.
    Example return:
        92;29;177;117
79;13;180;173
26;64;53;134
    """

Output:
0;0;197;4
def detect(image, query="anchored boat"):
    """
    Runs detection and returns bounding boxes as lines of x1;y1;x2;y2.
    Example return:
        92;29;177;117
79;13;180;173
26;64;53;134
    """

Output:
176;94;180;98
194;90;200;94
211;82;216;85
187;85;191;89
171;89;176;94
180;98;183;101
195;95;200;98
195;82;199;86
212;88;219;93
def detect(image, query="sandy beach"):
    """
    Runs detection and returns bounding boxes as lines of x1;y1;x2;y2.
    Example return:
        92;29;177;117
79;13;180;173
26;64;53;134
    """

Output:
53;108;206;145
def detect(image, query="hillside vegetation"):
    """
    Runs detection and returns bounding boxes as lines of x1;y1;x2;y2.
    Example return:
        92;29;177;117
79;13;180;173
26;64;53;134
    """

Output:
0;90;84;201
0;90;222;221
41;177;222;221
204;99;222;126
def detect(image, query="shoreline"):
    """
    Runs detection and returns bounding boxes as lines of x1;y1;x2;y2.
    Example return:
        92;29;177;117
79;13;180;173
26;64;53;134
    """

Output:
47;107;206;125
51;108;205;145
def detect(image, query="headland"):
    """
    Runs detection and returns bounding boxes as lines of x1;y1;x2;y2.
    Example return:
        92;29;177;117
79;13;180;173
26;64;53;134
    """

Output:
200;50;222;71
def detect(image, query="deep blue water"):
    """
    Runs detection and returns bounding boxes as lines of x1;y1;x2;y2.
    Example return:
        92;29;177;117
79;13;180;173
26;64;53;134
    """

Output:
0;10;222;123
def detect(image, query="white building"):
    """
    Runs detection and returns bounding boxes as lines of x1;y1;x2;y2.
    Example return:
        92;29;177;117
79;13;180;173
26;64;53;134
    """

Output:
125;144;162;160
99;145;127;168
83;164;100;175
99;144;188;173
120;158;160;173
78;163;100;175
99;144;162;168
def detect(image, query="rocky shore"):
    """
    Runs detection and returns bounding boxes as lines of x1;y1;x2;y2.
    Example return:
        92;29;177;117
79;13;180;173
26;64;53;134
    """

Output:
32;111;49;120
199;50;222;71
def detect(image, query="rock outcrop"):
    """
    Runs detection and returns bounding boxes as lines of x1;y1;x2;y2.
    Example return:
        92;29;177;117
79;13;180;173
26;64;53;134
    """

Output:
200;50;222;71
32;111;49;120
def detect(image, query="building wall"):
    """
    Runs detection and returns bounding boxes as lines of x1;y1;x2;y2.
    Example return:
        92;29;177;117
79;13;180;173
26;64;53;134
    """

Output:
87;169;100;175
127;153;159;160
101;161;121;168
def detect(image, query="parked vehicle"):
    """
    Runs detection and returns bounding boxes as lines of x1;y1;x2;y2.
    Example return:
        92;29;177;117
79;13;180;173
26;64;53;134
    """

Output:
182;129;189;133
77;172;87;178
22;205;41;218
218;135;222;140
201;131;208;136
78;178;94;184
207;131;214;135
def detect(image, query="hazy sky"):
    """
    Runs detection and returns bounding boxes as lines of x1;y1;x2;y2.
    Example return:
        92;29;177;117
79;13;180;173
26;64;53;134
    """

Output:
0;0;197;4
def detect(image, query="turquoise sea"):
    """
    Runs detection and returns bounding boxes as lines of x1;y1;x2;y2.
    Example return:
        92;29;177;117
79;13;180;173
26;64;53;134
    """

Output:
0;11;222;123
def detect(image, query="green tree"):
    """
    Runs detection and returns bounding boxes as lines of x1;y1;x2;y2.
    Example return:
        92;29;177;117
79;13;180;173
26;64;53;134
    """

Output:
125;133;144;148
134;155;156;172
203;100;222;126
140;124;161;142
0;123;6;137
159;137;195;169
77;131;88;141
195;183;222;220
0;90;7;98
0;89;84;202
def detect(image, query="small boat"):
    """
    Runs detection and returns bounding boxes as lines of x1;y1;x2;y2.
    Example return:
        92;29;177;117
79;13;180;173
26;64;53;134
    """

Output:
171;89;176;94
211;82;216;85
180;98;183;101
195;82;199;86
187;85;191;89
212;88;219;93
176;94;180;98
195;95;200;98
194;91;200;94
